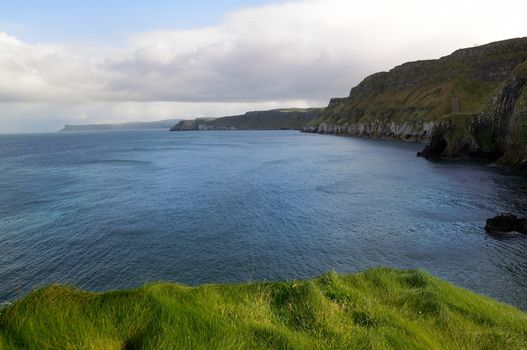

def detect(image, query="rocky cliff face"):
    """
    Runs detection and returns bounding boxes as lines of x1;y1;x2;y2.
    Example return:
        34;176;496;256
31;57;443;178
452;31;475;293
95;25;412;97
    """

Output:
304;37;527;169
495;62;527;168
170;118;217;131
303;120;436;141
417;61;527;166
170;109;322;131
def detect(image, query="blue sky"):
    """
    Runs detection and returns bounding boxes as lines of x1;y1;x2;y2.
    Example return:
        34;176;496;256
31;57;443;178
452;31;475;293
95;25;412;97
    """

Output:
1;0;275;42
1;0;526;133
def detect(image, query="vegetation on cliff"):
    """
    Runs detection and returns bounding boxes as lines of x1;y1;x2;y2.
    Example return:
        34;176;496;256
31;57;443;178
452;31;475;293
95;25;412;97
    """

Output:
306;37;527;168
1;268;526;349
170;108;322;131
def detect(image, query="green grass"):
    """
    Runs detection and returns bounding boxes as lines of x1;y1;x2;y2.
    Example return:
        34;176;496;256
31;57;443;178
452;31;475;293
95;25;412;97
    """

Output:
1;268;526;349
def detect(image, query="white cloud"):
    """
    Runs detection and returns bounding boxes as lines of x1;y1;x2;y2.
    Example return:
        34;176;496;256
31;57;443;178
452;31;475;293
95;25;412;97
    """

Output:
1;0;526;132
0;33;100;102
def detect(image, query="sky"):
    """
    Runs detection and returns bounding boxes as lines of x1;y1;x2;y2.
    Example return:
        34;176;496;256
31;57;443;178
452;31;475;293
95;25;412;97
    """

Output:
1;0;526;133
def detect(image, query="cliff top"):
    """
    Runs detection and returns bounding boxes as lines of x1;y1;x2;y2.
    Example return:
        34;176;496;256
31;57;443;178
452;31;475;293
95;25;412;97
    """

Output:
1;268;526;349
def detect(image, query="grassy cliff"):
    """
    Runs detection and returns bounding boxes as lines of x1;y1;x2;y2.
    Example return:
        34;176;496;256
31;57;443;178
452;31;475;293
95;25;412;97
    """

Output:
1;268;526;349
305;38;527;168
170;108;322;131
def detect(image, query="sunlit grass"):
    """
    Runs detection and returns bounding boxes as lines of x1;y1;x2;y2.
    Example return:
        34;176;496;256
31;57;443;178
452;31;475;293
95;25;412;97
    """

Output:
1;268;526;349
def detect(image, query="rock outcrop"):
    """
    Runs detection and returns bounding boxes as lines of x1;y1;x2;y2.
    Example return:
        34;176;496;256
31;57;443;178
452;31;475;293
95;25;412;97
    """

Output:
304;37;527;169
485;213;527;235
170;108;322;131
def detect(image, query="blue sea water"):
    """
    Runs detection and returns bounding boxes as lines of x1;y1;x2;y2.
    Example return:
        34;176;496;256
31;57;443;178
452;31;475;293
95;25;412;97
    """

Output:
0;130;526;309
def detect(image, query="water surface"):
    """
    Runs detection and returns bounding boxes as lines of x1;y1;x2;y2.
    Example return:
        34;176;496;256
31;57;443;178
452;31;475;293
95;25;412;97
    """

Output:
1;130;526;309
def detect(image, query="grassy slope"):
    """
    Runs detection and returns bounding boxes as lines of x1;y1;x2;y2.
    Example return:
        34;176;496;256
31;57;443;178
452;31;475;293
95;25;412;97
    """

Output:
307;79;497;130
204;109;323;130
1;268;526;349
317;80;497;126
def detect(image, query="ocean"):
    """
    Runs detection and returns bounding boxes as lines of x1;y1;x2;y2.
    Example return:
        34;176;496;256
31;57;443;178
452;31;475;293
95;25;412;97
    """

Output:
1;130;526;309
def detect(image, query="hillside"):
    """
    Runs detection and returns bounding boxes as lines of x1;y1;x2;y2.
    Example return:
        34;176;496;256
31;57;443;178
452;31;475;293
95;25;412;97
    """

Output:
170;108;322;131
60;119;182;132
304;37;527;169
1;268;526;349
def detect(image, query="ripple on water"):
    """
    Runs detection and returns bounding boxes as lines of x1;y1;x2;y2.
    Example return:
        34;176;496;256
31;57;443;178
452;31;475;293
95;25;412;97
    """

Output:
0;130;526;310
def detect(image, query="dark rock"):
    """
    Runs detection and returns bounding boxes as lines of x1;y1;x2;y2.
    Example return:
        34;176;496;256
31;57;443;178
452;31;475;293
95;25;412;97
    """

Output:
485;213;527;234
417;132;448;159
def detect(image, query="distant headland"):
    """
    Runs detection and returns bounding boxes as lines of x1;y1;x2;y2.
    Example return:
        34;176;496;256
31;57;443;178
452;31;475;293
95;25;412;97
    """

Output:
170;108;323;131
60;119;183;132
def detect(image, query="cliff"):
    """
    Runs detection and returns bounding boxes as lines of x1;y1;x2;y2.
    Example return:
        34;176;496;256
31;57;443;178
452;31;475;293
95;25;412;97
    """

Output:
170;108;322;131
1;269;526;349
60;119;182;132
304;37;527;169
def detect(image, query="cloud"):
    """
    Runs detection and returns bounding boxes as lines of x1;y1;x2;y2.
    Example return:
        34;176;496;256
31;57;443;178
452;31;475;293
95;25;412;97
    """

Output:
1;0;526;132
0;100;313;134
0;32;120;104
